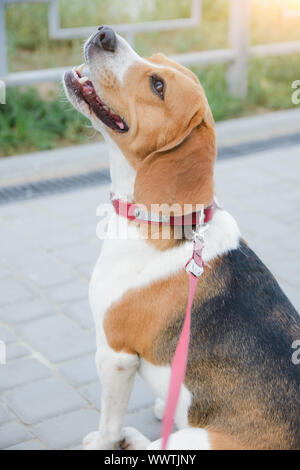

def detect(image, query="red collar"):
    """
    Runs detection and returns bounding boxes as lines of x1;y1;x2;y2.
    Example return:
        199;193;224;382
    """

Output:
111;195;216;226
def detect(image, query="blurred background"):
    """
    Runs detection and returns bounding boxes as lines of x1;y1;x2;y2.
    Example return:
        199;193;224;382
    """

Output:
1;0;300;157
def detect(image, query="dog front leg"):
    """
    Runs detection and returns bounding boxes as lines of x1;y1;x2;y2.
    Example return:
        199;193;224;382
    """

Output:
83;348;139;450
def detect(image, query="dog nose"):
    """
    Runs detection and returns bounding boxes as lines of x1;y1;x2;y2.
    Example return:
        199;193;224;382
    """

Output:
94;26;117;52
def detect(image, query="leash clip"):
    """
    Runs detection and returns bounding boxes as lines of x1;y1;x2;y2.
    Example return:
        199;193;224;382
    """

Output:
185;211;209;278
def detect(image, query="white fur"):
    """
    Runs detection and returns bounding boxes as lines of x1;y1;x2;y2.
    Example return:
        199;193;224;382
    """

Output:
105;133;136;201
83;348;139;450
86;33;143;84
148;429;212;450
139;360;192;429
121;427;211;450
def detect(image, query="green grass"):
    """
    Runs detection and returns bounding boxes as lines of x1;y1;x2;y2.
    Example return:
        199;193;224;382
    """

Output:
1;0;300;157
0;87;101;156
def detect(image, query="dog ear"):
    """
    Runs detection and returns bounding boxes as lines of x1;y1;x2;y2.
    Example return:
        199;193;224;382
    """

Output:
134;106;216;212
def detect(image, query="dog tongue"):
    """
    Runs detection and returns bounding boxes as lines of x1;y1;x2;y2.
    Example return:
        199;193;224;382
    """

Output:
116;121;125;130
110;112;125;130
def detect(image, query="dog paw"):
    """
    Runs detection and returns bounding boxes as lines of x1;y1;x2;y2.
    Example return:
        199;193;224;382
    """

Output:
120;427;150;451
82;431;120;450
154;398;165;421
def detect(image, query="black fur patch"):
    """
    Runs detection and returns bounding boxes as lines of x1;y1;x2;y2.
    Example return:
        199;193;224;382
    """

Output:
154;241;300;449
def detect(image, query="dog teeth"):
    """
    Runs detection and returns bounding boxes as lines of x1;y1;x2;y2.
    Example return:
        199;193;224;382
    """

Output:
78;76;89;84
76;63;85;75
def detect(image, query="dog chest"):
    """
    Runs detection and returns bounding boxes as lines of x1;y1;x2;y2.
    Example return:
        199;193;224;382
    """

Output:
89;213;192;324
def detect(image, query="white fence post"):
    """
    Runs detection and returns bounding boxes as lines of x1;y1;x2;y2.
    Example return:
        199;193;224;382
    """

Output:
48;0;59;39
227;0;251;99
0;0;8;79
126;31;135;49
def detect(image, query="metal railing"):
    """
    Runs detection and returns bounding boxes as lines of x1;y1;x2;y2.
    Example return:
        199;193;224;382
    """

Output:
0;0;300;98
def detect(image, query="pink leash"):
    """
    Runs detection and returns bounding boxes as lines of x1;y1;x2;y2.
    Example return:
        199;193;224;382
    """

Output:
161;272;199;450
161;236;206;450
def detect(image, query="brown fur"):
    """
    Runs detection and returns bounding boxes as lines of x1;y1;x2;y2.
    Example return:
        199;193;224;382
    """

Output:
134;122;216;212
104;258;220;363
104;268;189;361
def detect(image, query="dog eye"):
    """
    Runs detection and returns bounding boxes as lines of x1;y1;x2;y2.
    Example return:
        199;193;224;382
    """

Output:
151;75;165;100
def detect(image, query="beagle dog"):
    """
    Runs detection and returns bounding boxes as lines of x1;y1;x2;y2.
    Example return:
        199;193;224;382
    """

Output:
64;26;300;451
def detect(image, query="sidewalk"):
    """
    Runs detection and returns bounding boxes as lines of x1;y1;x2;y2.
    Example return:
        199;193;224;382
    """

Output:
0;140;299;450
1;108;300;188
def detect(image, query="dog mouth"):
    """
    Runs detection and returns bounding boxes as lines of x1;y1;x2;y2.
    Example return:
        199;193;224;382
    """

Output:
65;64;129;133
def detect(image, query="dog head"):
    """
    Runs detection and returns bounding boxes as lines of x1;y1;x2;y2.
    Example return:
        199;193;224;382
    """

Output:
64;26;216;209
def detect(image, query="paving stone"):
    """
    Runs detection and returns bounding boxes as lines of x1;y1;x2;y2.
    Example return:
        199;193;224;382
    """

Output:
17;315;95;363
4;379;88;425
30;223;84;250
279;283;300;312
0;403;13;425
0;298;55;324
54;241;101;267
276;233;300;256
6;343;30;362
76;263;93;280
0;228;39;260
7;440;45;450
60;354;97;386
0;266;8;280
124;407;161;443
273;259;300;289
8;251;77;288
61;299;94;330
0;358;50;392
0;279;33;306
45;279;88;304
39;229;83;250
82;374;155;413
129;375;155;413
81;382;99;408
32;409;99;450
0;327;16;344
0;422;31;449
